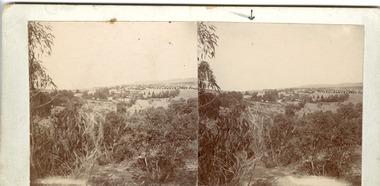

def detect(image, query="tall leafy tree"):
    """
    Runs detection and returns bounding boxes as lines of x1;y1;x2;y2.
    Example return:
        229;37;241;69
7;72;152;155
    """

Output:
28;22;57;179
29;22;56;91
29;22;57;118
197;22;220;95
198;22;260;185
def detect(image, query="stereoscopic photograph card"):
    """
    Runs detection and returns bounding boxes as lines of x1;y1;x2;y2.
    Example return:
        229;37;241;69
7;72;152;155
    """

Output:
1;4;380;186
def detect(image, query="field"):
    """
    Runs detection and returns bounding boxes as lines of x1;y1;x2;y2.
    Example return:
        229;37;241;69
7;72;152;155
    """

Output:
344;93;363;104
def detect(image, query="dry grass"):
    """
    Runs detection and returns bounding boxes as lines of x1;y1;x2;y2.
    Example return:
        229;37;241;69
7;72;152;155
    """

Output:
297;103;339;115
86;100;116;113
175;89;197;100
344;94;362;105
129;99;171;111
247;101;285;116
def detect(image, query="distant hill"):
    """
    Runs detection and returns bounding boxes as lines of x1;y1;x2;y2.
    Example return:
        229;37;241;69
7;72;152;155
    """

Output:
76;78;197;91
299;82;363;88
131;78;197;85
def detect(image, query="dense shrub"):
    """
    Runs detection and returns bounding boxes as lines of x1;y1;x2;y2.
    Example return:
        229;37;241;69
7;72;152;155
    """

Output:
285;102;305;117
31;98;103;180
116;101;127;113
113;144;134;163
30;92;54;118
103;111;131;161
263;103;362;178
31;97;197;184
263;114;299;166
126;99;197;184
94;88;109;100
199;92;262;185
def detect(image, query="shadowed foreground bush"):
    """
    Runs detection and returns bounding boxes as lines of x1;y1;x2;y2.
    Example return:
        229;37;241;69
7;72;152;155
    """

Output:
30;98;104;180
31;97;197;185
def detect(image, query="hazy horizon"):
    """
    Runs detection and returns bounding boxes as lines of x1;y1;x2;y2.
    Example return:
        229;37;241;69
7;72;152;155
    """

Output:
208;81;362;93
40;21;197;90
207;23;364;91
57;77;198;90
246;81;363;91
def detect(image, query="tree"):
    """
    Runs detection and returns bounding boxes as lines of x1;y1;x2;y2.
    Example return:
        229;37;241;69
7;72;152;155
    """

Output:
29;22;56;92
29;22;57;119
94;88;109;100
28;22;57;180
197;22;220;95
198;22;259;185
263;89;279;102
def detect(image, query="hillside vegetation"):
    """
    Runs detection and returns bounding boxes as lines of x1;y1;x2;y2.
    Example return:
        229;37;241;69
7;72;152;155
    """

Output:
31;88;198;185
199;90;362;186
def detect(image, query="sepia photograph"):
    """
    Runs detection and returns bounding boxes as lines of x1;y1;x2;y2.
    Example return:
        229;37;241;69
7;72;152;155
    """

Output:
2;4;380;186
29;21;198;185
198;22;363;186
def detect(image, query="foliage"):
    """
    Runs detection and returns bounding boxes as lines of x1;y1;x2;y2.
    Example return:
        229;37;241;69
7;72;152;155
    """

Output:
149;89;180;98
29;21;59;180
28;22;56;91
51;90;75;106
197;22;220;94
103;112;129;156
263;114;299;166
199;101;259;185
263;90;279;102
198;61;220;93
263;103;362;178
284;102;305;117
31;98;104;180
218;91;244;108
116;101;128;113
29;21;58;117
197;22;219;61
198;22;261;185
299;103;361;177
94;88;109;100
31;95;197;184
30;92;55;118
129;99;197;184
316;93;350;103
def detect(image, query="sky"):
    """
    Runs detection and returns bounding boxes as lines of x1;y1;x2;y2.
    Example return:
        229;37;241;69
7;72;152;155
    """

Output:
40;21;197;90
207;23;364;91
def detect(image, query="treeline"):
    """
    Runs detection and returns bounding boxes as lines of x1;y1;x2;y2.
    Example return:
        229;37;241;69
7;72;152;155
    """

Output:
82;88;181;100
144;89;180;99
249;90;279;102
31;94;198;185
312;93;349;103
248;90;350;103
82;88;110;100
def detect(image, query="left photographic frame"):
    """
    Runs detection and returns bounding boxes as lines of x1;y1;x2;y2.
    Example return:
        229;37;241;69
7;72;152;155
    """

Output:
28;21;198;185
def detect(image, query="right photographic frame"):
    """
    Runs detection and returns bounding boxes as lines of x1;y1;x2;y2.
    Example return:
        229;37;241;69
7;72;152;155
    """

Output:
198;22;364;186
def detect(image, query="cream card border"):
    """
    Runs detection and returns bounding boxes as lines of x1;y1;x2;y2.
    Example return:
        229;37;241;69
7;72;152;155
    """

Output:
1;5;379;185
